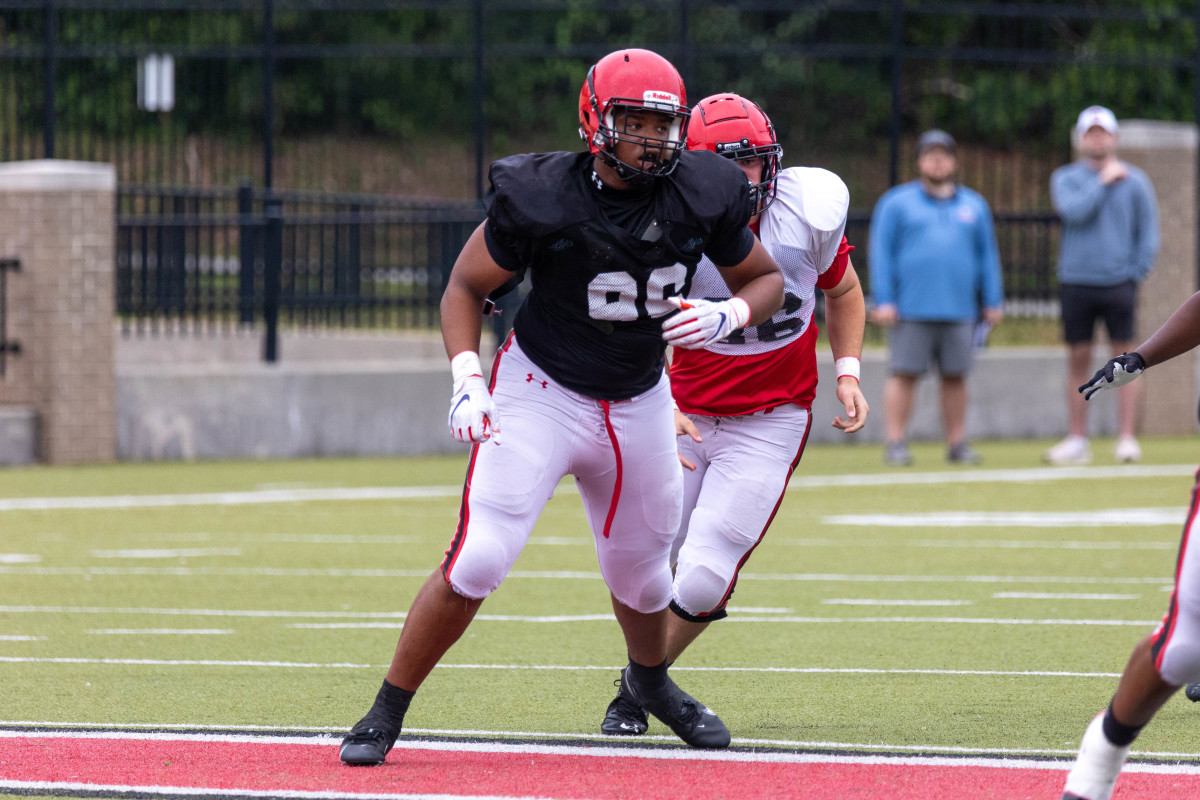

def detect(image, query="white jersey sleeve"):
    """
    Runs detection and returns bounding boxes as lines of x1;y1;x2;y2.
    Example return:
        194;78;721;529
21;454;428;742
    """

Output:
685;166;849;357
761;166;849;274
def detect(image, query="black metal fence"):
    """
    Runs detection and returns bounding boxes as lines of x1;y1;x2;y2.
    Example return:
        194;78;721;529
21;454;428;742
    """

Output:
116;186;482;358
2;1;1190;354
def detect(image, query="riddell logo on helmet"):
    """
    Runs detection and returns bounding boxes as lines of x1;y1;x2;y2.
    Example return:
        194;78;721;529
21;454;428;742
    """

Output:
643;90;680;109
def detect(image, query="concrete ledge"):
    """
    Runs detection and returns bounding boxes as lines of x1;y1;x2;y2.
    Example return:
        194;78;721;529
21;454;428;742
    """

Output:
0;160;117;192
0;405;38;465
116;346;1199;461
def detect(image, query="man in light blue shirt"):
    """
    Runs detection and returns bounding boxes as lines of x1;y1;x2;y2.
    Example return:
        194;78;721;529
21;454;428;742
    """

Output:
868;129;1005;466
1045;106;1159;466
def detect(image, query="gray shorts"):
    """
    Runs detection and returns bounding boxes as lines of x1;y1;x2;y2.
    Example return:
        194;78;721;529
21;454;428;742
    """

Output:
888;320;976;377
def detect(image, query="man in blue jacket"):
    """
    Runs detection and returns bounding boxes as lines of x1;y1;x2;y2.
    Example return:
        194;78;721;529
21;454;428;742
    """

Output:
1045;106;1159;466
868;129;1005;466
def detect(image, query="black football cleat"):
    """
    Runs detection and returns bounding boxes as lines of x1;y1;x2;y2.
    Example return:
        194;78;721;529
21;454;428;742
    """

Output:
622;670;731;749
339;715;400;766
601;669;649;736
1186;682;1200;702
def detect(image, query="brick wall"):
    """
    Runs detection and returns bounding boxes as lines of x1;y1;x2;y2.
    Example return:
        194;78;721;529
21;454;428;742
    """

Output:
0;161;116;463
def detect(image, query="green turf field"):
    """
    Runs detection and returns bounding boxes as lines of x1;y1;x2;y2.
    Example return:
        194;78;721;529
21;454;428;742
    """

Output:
4;436;1200;767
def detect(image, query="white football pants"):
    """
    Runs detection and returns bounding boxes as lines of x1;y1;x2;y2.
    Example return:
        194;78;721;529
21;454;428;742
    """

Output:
1151;467;1200;685
671;403;812;620
441;334;682;614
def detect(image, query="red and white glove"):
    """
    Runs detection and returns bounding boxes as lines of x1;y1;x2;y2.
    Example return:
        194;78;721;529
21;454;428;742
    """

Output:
661;296;751;349
448;351;501;444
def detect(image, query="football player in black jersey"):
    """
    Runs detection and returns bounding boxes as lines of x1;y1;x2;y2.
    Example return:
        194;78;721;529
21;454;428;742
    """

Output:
340;48;784;766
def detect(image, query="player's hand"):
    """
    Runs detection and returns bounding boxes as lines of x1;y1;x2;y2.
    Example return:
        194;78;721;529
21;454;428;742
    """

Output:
662;296;750;349
1079;352;1146;400
832;377;869;433
674;409;702;471
449;374;500;444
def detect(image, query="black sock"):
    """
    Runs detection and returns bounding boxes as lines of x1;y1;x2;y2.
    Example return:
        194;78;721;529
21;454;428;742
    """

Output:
370;679;415;727
1102;703;1142;747
626;657;669;695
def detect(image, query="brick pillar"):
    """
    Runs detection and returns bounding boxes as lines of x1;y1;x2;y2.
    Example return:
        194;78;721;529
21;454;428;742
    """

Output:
0;160;116;463
1119;121;1198;436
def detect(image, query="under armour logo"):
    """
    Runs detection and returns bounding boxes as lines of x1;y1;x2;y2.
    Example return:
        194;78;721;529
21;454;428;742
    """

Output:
526;373;548;388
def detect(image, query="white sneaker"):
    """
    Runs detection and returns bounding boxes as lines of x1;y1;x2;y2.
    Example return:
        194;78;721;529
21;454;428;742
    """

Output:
1061;712;1130;800
1046;435;1091;465
1115;436;1142;463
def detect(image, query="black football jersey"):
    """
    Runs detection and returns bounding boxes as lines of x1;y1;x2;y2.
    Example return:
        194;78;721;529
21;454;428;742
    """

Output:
483;150;755;400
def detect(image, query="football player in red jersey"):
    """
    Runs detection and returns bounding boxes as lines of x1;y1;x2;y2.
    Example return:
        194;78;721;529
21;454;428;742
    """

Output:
339;51;784;765
599;93;869;737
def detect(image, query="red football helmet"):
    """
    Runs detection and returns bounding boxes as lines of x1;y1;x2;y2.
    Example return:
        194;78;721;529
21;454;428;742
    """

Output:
578;48;690;183
687;93;783;214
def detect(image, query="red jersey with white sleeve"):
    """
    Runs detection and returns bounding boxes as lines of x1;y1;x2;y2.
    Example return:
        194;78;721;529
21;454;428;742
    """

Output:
670;166;850;415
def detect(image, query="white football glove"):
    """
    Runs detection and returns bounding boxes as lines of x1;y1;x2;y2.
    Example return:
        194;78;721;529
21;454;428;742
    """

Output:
661;296;751;349
447;351;501;444
1079;352;1146;401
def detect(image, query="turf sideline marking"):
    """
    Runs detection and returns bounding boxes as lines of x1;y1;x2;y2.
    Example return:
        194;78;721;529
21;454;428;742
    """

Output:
0;464;1192;512
0;722;1178;760
0;782;548;800
2;728;1200;772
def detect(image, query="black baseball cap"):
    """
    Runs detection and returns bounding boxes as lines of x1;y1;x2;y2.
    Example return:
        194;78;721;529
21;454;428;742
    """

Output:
916;129;956;154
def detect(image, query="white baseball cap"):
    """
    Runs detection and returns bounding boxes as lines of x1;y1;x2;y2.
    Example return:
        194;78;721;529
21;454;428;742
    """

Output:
1075;105;1119;135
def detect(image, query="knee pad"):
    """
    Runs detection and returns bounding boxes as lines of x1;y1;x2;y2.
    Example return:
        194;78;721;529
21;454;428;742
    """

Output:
605;552;673;614
672;560;733;619
445;534;514;600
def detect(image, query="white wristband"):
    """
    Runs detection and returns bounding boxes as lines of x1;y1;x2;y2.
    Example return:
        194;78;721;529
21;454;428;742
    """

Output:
835;356;861;382
728;297;752;330
450;350;484;389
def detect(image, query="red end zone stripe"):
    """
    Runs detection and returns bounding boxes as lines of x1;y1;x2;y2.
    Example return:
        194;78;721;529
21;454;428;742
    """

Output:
3;734;1200;800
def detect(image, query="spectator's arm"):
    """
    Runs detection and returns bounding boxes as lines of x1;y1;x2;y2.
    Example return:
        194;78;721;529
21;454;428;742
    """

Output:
1051;167;1107;224
977;199;1005;312
1133;175;1161;281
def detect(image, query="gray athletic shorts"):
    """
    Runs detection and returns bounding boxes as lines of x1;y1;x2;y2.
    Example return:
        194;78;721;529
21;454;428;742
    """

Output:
888;320;976;377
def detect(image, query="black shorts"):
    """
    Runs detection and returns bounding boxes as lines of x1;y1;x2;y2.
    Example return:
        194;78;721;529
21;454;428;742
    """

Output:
1059;280;1138;344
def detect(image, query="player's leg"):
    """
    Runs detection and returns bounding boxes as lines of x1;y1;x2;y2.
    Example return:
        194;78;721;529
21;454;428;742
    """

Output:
639;406;809;740
1062;471;1200;799
670;405;810;630
604;416;713;736
578;378;730;748
341;339;571;765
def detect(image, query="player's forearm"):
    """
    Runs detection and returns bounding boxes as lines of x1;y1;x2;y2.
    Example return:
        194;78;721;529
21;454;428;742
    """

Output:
824;264;866;360
440;280;486;360
1134;291;1200;369
735;270;785;326
825;287;866;361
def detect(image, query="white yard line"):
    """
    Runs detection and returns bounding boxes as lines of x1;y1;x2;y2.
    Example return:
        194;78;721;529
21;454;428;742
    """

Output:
0;464;1193;512
0;604;1161;626
85;628;234;635
826;508;1188;527
0;656;1134;677
0;566;1178;586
